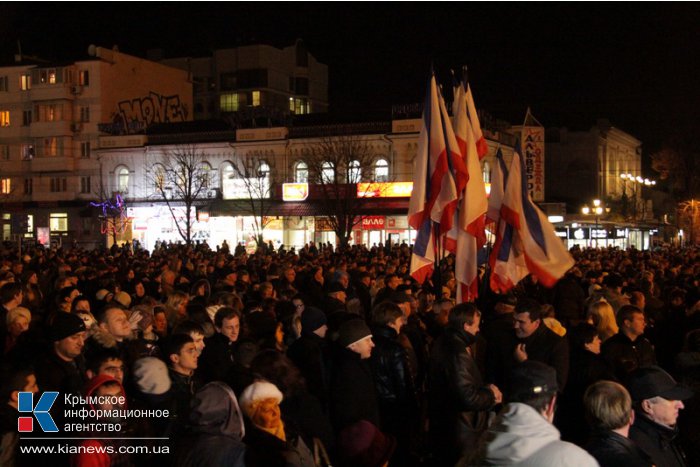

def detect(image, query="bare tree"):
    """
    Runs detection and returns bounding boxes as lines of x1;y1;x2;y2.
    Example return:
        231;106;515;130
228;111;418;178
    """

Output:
145;144;209;245
228;153;277;246
305;133;386;247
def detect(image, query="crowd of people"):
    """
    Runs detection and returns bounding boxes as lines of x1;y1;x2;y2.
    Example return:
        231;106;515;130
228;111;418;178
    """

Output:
0;238;698;466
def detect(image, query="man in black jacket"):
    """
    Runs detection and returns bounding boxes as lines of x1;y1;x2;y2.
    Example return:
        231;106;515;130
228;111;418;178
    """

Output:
627;366;694;467
197;307;240;383
513;298;570;391
602;305;657;383
369;301;417;463
584;380;653;466
428;302;502;466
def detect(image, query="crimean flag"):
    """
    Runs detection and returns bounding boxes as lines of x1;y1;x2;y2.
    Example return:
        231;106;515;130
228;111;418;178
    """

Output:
466;81;488;160
500;141;574;287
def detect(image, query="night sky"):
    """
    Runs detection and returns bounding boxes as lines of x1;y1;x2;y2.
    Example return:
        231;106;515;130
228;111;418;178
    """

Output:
2;3;699;153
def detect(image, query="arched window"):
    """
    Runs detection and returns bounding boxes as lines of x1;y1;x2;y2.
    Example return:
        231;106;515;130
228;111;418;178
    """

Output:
199;162;212;189
374;159;389;182
482;161;492;184
348;160;361;183
116;166;129;193
221;163;235;185
294;161;308;183
321;161;334;183
152;164;166;191
258;161;270;180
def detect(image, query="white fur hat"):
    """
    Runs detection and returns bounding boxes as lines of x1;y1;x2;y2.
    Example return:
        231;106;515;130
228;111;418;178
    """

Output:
239;381;283;417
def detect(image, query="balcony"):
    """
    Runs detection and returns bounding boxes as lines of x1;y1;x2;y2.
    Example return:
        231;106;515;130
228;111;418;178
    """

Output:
28;156;75;172
29;85;74;102
30;121;73;138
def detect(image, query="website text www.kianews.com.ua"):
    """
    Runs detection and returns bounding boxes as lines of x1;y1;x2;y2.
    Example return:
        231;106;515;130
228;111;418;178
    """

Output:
20;443;170;455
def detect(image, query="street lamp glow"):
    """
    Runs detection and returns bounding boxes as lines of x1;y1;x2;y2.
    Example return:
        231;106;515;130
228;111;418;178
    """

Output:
593;199;601;207
582;205;590;215
636;176;644;183
594;207;603;215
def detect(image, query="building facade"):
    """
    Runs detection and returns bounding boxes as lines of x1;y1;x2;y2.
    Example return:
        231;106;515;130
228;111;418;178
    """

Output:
0;46;193;247
96;119;513;252
158;40;328;121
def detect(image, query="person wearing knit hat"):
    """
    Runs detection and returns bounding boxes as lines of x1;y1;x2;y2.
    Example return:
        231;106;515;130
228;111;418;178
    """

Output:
133;357;171;395
300;306;327;337
331;318;380;431
337;420;396;467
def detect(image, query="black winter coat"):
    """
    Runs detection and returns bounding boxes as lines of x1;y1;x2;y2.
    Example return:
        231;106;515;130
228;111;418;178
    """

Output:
428;325;495;461
197;332;236;383
520;323;570;391
601;333;657;383
287;333;331;411
369;326;417;429
330;347;380;431
585;430;653;467
630;413;687;467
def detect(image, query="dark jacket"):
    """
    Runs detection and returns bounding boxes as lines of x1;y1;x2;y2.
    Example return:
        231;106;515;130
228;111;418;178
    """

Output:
630;413;687;467
287;333;331;411
601;332;657;382
174;382;246;467
330;347;380;431
428;325;495;462
369;325;417;430
585;430;653;467
197;332;236;383
520;323;570;391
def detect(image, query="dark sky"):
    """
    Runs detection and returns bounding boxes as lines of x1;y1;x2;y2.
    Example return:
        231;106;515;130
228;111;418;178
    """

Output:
2;3;699;152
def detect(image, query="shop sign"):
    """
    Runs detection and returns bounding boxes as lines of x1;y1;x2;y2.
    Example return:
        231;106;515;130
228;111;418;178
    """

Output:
387;216;408;229
262;217;283;230
356;182;413;198
362;216;385;230
555;227;568;238
37;227;50;245
197;210;210;222
315;217;334;231
282;183;309;201
522;125;545;201
591;229;608;239
223;177;270;200
569;227;589;240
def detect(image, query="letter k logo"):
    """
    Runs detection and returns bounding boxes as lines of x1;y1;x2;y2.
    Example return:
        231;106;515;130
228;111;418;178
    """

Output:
18;392;59;432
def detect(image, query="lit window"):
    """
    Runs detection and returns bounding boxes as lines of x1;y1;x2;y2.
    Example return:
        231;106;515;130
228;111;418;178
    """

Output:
20;74;31;90
43;138;58;156
482;161;492;184
222;163;235;185
27;215;33;233
117;167;129;192
79;70;89;86
294;161;308;183
199;163;211;188
49;213;68;232
48;70;56;84
375;159;389;182
0;111;9;127
153;165;165;191
321;161;334;183
0;178;10;194
252;91;260;107
220;93;240;112
348;160;361;183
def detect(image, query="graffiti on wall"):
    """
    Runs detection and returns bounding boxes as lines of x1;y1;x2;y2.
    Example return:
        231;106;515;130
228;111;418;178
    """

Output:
99;91;190;135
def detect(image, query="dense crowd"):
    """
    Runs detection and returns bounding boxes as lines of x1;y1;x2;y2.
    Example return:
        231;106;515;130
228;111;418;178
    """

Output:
0;239;699;467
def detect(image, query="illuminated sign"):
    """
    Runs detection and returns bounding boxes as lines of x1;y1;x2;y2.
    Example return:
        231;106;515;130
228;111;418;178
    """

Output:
362;216;385;230
282;183;309;201
356;182;413;198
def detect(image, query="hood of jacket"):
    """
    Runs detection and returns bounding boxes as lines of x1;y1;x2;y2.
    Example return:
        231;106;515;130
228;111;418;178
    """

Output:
84;374;127;411
482;403;560;464
189;381;245;439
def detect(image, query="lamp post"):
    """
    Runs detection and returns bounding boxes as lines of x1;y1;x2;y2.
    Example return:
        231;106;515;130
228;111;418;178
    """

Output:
620;173;656;222
581;199;607;247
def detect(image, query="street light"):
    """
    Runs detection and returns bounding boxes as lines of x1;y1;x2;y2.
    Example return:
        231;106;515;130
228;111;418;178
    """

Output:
581;198;607;247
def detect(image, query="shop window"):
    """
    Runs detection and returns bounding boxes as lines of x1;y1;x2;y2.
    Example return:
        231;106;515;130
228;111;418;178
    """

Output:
49;213;68;232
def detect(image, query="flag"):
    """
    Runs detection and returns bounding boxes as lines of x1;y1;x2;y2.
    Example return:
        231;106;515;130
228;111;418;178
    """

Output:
466;81;488;159
409;72;460;283
488;149;528;293
407;73;459;236
451;80;488;302
500;141;575;287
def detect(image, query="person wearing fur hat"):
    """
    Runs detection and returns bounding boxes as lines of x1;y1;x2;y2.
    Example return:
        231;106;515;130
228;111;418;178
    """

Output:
330;318;380;432
239;380;315;467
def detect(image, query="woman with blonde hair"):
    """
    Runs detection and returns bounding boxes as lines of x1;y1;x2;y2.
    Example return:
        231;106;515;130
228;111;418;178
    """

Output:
587;300;619;342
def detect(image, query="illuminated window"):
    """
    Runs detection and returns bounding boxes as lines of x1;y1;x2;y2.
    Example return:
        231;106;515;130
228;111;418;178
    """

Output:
116;166;129;192
0;111;9;127
36;104;63;122
43;137;58;156
199;163;211;188
321;161;334;183
292;98;309;115
20;74;31;90
22;144;34;160
27;214;33;233
374;159;389;182
49;213;68;232
0;178;10;194
482;161;491;183
294;161;308;183
220;93;240;112
78;70;89;86
153;165;166;191
222;163;235;185
348;160;361;183
48;70;56;84
251;91;260;107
